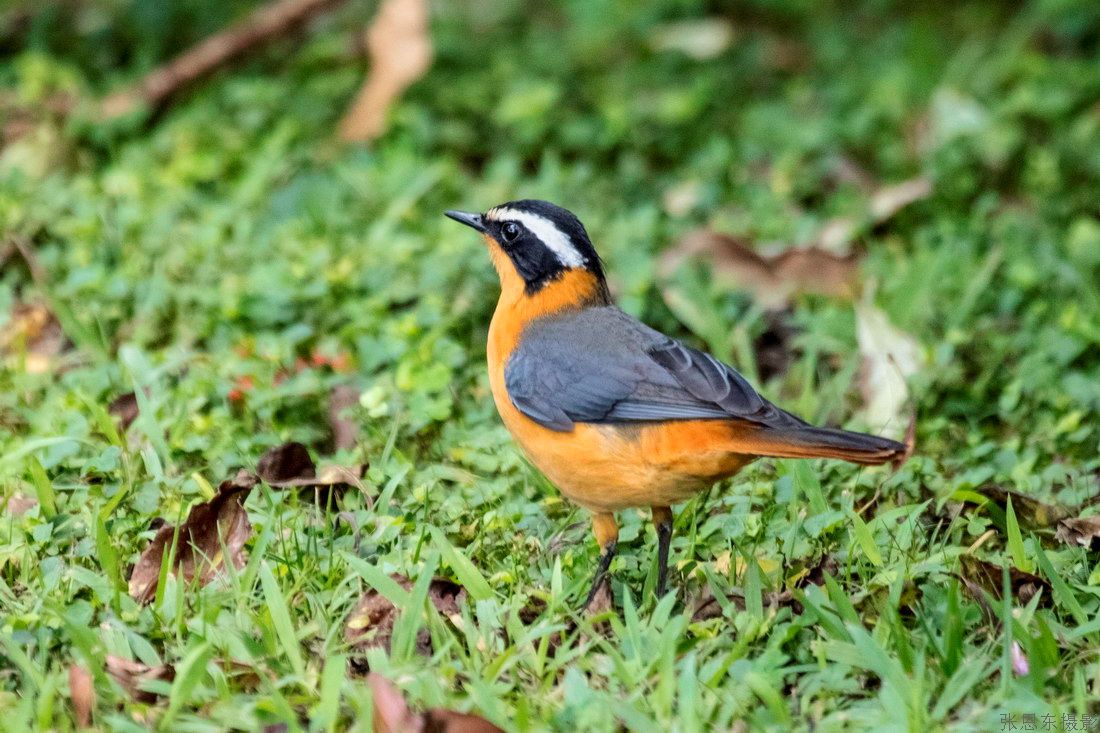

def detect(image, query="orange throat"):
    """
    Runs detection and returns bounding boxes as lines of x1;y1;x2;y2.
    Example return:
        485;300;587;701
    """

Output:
483;234;608;331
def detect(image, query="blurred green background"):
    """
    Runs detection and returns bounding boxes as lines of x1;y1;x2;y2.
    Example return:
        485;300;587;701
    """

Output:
1;1;1098;730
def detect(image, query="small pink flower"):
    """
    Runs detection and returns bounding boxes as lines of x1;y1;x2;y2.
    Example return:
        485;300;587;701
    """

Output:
1011;641;1029;676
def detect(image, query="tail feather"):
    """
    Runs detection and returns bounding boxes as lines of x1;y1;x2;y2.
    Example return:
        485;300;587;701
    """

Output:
736;425;908;466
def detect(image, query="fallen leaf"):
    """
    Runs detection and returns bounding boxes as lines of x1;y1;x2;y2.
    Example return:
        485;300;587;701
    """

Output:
659;230;862;311
338;0;432;142
691;586;795;622
369;673;504;733
958;555;1050;611
69;664;94;728
583;576;613;616
855;295;923;436
960;486;1072;529
662;180;703;216
108;392;140;431
257;442;315;484
128;471;256;603
345;574;465;663
1055;515;1100;550
256;441;366;493
649;18;736;60
5;493;37;516
329;384;360;451
816;176;932;253
105;655;176;704
0;300;66;374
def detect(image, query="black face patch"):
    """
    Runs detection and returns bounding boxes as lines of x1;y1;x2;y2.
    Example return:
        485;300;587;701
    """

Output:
484;199;605;293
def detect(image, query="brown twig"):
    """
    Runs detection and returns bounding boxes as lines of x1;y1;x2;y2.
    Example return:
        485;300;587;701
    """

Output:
100;0;347;119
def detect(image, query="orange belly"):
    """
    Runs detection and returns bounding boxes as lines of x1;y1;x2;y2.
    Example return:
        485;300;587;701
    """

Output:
486;294;752;512
494;397;753;512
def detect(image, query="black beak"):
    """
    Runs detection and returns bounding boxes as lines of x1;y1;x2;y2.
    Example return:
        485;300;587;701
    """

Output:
444;210;487;233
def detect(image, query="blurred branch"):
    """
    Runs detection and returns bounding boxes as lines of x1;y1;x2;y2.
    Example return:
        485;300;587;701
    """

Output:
99;0;347;120
337;0;432;143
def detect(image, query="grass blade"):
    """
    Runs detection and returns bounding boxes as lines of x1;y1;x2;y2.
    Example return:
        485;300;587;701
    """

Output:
259;561;308;685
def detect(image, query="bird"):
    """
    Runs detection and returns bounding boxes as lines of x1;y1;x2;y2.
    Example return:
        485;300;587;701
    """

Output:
445;200;907;608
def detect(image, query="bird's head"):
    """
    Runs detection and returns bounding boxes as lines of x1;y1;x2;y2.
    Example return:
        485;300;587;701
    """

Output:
445;200;607;297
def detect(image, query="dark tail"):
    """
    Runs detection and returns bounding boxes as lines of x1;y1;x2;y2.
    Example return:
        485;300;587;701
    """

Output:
733;424;908;466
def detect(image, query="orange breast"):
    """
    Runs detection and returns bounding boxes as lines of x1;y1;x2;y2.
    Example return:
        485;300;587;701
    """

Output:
486;255;752;512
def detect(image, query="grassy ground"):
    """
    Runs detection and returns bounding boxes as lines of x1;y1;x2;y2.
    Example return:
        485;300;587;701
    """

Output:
2;1;1099;730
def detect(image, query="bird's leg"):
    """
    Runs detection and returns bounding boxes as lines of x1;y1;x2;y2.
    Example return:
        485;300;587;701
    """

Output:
583;512;618;610
652;505;674;598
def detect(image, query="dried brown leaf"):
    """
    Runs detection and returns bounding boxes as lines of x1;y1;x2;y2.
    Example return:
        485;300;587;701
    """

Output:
977;486;1072;528
816;176;932;253
105;655;176;704
1055;515;1100;550
0;300;66;374
256;441;366;501
345;575;466;664
338;0;432;142
108;392;140;431
691;586;795;622
69;664;94;728
649;18;736;60
958;555;1050;609
369;673;503;733
329;384;360;451
128;472;256;603
257;442;316;485
5;493;37;516
659;229;862;311
855;297;923;435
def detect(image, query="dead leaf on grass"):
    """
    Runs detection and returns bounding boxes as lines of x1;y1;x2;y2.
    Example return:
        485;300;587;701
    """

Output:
256;441;365;490
658;175;931;313
957;555;1050;612
649;18;736;60
691;585;795;622
658;229;862;311
105;655;176;704
369;673;503;733
5;493;37;516
128;471;256;604
69;664;94;728
855;295;923;436
338;0;432;142
108;392;140;431
0;300;66;374
1055;515;1100;550
958;485;1100;549
967;486;1072;528
816;177;932;253
345;574;466;664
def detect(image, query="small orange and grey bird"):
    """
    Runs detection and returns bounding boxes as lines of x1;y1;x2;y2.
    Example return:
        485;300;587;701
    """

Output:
446;200;906;606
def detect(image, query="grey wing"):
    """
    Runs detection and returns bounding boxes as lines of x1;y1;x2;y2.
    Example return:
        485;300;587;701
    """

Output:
503;307;807;432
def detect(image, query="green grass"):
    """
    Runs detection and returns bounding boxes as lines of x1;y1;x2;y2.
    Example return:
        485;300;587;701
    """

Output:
2;1;1099;730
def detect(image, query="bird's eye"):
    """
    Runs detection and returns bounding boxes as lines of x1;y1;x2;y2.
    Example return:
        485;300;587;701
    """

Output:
501;222;521;243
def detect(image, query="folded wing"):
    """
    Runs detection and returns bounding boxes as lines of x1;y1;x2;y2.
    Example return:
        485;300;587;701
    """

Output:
504;307;808;432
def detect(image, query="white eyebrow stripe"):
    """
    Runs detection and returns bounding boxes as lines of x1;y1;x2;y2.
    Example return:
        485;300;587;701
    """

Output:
488;207;586;267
